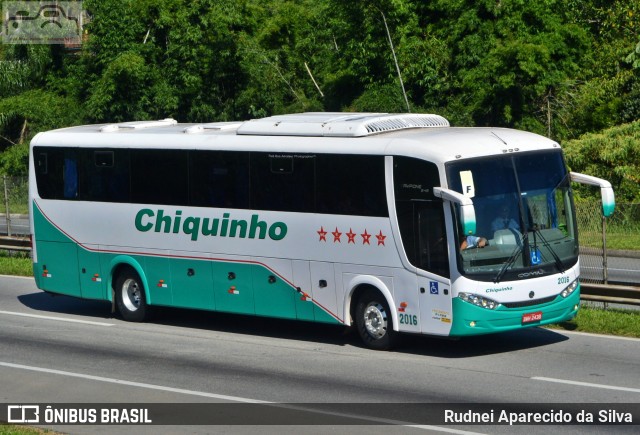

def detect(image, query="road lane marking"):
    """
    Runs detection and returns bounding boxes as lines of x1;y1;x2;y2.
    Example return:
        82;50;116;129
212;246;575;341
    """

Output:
0;274;33;279
0;310;114;327
0;361;485;434
532;377;640;393
0;361;268;403
553;329;640;342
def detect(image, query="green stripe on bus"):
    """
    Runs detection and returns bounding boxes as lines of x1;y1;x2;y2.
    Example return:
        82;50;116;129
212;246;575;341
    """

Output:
32;201;341;325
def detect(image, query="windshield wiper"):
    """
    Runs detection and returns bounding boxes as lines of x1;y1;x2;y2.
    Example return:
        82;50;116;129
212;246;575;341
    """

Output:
531;225;565;274
494;243;522;283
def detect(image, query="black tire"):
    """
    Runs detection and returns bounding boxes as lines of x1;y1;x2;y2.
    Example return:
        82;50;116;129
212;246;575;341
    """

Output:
355;289;397;350
115;268;148;322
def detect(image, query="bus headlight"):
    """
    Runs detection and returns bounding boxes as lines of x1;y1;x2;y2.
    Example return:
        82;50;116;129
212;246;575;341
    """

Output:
458;292;499;310
560;279;579;298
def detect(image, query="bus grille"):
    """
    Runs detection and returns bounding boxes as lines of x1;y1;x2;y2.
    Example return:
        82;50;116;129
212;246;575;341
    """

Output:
501;295;556;309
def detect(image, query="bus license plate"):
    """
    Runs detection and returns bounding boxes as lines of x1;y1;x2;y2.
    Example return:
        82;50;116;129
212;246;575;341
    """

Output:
522;311;543;324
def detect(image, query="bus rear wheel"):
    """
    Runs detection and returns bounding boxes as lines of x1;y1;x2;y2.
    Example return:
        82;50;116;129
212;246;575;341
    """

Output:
355;289;397;350
115;268;148;322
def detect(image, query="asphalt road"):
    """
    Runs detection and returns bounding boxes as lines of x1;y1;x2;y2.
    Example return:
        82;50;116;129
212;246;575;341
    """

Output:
1;275;639;434
0;214;29;236
580;252;640;285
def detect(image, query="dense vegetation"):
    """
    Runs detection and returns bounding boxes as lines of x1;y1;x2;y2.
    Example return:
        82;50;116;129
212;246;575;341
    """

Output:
1;0;639;191
564;121;640;202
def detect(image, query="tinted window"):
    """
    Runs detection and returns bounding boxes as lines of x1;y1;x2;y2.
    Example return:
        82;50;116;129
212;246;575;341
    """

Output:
316;155;388;217
251;153;315;213
394;155;440;201
190;151;250;209
34;147;78;200
394;156;448;277
34;148;390;218
131;149;188;206
79;149;130;202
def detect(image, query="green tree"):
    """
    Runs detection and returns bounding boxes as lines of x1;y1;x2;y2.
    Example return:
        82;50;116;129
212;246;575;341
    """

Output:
563;121;640;202
0;90;83;175
324;0;446;113
235;0;328;117
0;39;84;174
559;1;640;138
418;0;590;134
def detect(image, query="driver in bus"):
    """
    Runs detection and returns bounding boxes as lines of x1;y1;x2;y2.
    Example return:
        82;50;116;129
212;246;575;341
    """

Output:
460;235;488;250
491;205;520;233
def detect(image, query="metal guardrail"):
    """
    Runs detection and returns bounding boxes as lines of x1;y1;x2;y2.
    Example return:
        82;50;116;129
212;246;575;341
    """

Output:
0;235;31;252
1;236;639;305
581;283;640;307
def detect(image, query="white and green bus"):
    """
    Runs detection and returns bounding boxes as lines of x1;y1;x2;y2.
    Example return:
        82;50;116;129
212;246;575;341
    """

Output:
29;113;615;349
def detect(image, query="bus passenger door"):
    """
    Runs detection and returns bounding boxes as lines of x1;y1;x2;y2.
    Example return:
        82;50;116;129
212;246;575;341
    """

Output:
415;204;453;335
418;275;452;335
396;199;452;335
393;155;452;334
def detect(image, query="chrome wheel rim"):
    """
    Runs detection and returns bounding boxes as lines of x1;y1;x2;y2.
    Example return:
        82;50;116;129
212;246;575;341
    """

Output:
122;278;141;312
363;302;388;339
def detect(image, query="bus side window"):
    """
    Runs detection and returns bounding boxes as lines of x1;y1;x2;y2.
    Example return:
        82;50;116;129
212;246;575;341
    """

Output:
189;151;250;209
34;150;55;199
316;155;388;217
131;149;188;206
34;147;78;200
63;157;78;199
78;149;130;202
250;153;314;213
393;156;449;277
36;152;48;175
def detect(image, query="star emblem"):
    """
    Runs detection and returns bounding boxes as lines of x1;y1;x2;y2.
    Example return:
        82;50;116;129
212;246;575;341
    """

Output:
332;227;342;243
317;226;327;242
361;229;371;245
346;228;356;244
376;230;386;246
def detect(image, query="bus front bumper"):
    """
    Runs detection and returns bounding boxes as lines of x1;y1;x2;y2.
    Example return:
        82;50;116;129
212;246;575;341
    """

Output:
449;288;580;336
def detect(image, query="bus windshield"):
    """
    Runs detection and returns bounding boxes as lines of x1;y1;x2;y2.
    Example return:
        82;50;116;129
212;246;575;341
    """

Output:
446;150;578;282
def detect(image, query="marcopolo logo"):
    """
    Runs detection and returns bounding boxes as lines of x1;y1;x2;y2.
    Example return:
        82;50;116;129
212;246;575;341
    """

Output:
135;209;287;242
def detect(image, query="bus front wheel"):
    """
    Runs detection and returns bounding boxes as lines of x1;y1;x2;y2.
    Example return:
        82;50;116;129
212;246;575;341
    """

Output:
115;268;148;322
355;289;397;350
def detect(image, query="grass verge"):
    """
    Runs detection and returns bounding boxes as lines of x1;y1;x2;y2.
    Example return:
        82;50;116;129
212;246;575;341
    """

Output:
548;303;640;338
0;425;60;435
580;230;640;251
0;250;32;277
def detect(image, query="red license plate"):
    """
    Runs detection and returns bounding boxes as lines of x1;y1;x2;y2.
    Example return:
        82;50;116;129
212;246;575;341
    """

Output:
522;311;543;324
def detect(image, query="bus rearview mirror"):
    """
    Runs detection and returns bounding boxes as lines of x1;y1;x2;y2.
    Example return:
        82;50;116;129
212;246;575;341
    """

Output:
570;172;616;218
433;187;477;235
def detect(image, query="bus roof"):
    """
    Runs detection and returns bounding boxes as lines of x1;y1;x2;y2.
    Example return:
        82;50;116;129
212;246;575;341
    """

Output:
31;112;561;165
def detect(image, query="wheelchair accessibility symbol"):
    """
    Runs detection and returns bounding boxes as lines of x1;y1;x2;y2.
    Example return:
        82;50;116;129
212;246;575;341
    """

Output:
429;282;439;295
530;248;542;265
